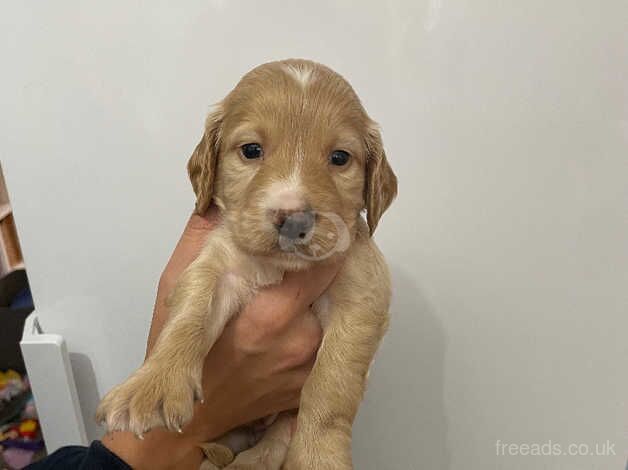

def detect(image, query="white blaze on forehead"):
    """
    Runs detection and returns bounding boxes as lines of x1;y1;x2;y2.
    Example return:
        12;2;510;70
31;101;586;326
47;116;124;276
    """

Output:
282;64;313;89
262;173;306;211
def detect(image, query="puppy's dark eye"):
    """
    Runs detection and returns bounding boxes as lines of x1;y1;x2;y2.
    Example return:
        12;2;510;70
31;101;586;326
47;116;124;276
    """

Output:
241;143;263;159
329;150;350;166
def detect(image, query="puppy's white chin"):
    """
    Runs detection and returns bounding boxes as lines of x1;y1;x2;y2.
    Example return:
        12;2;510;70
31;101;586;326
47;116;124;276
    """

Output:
277;235;311;251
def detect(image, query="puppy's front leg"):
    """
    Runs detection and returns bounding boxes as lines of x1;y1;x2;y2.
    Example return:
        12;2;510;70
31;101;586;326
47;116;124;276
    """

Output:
96;244;237;436
283;242;391;470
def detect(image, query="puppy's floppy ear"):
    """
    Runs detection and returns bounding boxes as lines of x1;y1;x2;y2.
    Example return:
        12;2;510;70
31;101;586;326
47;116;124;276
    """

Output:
364;123;398;235
188;107;223;214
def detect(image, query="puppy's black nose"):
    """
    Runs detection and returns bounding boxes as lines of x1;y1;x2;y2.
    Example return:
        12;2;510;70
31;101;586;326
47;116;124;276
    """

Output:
275;210;315;240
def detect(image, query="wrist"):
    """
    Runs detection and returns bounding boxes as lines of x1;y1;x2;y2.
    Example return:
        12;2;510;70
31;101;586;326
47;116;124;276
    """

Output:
101;400;226;469
102;429;203;470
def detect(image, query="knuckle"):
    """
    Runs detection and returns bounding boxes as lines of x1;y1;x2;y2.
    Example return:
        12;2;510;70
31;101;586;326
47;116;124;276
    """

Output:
300;313;323;350
290;368;311;392
284;333;320;368
289;394;302;410
232;316;266;353
255;311;284;334
248;316;279;342
284;345;311;369
308;319;324;347
302;328;323;357
248;306;293;338
233;312;285;353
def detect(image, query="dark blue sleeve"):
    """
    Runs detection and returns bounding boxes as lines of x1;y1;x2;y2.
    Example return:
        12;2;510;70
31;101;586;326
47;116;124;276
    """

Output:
26;441;132;470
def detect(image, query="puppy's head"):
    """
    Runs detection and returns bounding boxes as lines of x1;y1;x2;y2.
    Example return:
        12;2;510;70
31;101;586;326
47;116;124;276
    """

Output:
188;59;396;265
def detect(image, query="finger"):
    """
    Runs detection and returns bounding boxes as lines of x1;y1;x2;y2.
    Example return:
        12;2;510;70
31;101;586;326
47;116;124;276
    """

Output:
293;358;316;385
267;393;301;417
276;357;317;393
185;205;220;235
256;403;299;428
289;414;298;436
272;313;322;371
162;206;220;283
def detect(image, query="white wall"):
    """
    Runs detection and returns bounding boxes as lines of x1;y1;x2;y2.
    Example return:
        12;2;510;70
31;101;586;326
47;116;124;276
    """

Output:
2;1;627;468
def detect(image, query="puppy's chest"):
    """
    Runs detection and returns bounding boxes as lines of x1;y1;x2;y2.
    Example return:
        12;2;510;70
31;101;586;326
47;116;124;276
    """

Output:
214;260;334;328
213;261;282;313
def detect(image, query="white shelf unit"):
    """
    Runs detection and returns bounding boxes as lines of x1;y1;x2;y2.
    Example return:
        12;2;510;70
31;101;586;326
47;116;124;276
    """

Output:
21;313;88;453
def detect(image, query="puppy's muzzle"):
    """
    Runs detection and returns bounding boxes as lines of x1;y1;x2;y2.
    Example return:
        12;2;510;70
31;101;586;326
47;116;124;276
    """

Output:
274;209;315;241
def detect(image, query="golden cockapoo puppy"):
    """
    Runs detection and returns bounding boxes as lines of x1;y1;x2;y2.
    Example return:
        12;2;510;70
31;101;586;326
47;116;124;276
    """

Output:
97;59;397;469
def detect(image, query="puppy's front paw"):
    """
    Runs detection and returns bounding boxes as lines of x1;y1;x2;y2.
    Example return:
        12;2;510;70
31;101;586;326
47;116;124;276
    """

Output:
96;364;202;435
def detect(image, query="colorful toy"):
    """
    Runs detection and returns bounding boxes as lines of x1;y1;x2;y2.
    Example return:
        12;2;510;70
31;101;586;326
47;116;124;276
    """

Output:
0;372;42;468
17;419;38;439
0;370;27;401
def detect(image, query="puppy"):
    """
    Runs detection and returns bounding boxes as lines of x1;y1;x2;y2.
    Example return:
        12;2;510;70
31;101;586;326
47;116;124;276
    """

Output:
97;59;397;469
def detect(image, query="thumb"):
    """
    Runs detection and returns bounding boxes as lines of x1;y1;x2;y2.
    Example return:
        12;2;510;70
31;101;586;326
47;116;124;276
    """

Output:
163;206;220;286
